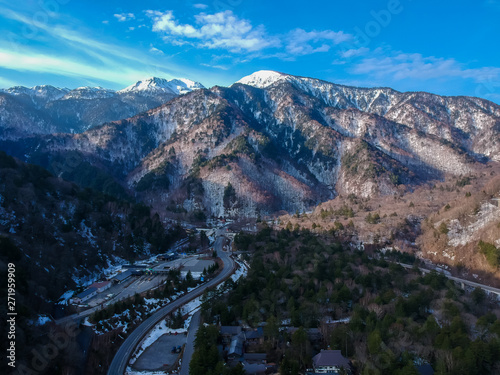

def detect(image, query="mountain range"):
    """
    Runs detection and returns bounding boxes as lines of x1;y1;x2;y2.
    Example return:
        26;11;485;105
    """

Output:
0;77;204;137
1;70;500;221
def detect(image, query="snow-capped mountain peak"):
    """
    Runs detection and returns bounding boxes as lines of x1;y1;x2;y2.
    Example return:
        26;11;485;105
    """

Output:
117;77;205;96
236;70;289;88
1;85;70;102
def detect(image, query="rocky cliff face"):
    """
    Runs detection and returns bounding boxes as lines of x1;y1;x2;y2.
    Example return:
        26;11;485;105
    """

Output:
2;71;500;219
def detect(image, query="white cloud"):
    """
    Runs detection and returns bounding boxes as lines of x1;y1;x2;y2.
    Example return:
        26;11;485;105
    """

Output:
149;45;164;55
102;20;109;25
0;48;146;85
200;63;229;70
146;10;355;57
339;47;369;58
149;10;200;37
286;29;352;56
353;53;500;83
0;9;148;66
114;13;135;22
145;9;362;59
146;10;280;53
193;4;209;9
0;8;201;86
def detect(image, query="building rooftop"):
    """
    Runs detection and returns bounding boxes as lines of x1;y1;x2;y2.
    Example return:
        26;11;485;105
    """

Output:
246;327;264;339
243;353;267;362
416;364;434;375
228;332;245;357
221;326;242;336
243;362;266;375
76;287;97;299
112;269;132;282
313;350;350;369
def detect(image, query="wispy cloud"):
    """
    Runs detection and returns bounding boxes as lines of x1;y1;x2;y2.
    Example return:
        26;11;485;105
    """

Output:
193;4;209;9
353;53;500;82
146;10;280;53
0;7;201;87
285;29;352;56
114;13;135;22
339;47;369;58
200;63;229;70
0;48;146;85
149;45;164;55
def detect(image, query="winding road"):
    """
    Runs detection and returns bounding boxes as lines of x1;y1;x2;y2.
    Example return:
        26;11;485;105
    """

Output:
107;232;235;375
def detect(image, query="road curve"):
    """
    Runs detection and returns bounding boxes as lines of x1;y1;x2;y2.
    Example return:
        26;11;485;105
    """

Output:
107;237;234;375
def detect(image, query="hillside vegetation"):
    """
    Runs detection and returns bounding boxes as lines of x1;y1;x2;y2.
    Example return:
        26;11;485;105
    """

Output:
0;151;184;374
202;228;500;375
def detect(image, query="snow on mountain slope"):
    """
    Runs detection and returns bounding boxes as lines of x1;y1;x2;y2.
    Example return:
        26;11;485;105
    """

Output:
118;77;205;96
0;85;70;106
3;70;500;218
61;86;116;100
0;77;205;136
236;70;289;88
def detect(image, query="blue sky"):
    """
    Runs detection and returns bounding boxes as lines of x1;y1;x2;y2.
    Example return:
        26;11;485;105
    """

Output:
1;0;499;103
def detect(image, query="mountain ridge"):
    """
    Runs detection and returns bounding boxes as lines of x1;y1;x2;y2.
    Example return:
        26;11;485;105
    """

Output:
2;71;499;222
0;77;205;136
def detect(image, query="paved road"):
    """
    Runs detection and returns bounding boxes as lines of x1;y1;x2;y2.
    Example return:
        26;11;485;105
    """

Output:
107;232;234;375
397;262;500;296
180;309;201;375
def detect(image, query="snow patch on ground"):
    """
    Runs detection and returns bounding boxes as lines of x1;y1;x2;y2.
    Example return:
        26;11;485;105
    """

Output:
446;202;500;247
180;296;202;316
144;298;160;305
35;315;51;326
82;317;94;327
231;258;249;282
58;290;75;305
78;220;96;247
125;368;167;375
130;321;188;366
128;256;244;368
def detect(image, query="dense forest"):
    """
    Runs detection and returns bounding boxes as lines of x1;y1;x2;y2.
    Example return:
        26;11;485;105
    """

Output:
0;151;184;374
196;227;500;375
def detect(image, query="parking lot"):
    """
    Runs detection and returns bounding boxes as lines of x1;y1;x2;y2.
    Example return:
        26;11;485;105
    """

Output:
132;333;187;371
153;257;216;276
